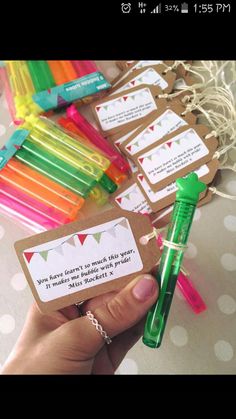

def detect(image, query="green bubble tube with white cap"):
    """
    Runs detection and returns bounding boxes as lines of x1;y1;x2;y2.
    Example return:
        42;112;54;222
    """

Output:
143;173;207;349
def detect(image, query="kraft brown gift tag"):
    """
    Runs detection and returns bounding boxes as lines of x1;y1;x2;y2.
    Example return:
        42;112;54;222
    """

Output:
15;208;160;313
116;61;130;71
109;65;176;96
173;74;196;91
133;124;218;192
175;61;193;78
115;61;158;71
136;159;219;213
107;126;142;149
119;101;197;159
111;177;152;215
91;84;166;136
106;129;140;174
173;74;198;100
114;60;174;78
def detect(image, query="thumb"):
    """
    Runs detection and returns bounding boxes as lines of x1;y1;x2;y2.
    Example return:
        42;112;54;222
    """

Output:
65;274;158;358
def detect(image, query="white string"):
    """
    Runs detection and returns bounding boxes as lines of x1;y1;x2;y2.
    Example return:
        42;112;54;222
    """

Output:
178;84;236;170
153;62;236;204
139;228;158;245
140;228;187;251
162;239;187;251
209;187;236;200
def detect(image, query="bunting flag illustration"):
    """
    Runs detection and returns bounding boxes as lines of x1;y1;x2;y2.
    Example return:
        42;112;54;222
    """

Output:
67;236;76;247
40;251;49;261
24;252;34;263
55;246;64;256
93;232;102;243
119;218;129;229
23;218;130;264
116;187;139;204
137;77;144;83
107;227;116;238
95;90;150;112
139;134;189;162
0;129;29;169
77;234;88;245
57;95;68;107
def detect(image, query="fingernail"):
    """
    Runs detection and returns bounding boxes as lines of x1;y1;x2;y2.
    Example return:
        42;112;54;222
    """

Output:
132;275;156;302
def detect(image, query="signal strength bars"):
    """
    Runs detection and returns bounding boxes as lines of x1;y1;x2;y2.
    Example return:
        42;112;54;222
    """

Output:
151;3;161;13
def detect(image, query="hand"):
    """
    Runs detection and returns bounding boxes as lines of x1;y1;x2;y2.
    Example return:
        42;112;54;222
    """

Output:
2;274;158;375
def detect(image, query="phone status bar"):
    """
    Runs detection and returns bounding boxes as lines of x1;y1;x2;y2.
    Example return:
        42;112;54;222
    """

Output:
120;3;232;15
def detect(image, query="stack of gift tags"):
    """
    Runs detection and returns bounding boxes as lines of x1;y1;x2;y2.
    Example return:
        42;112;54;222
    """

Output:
91;61;219;227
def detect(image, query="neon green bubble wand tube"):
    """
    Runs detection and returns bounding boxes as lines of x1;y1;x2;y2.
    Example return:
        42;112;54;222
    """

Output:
143;173;207;348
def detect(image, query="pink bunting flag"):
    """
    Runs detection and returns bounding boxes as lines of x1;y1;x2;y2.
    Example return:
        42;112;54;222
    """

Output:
77;234;88;245
96;106;101;112
138;174;144;182
116;197;122;204
166;142;172;148
24;252;34;263
126;145;132;152
139;157;144;164
123;96;128;101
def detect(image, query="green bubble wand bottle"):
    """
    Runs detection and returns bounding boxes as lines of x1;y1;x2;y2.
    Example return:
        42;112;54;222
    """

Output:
143;173;207;348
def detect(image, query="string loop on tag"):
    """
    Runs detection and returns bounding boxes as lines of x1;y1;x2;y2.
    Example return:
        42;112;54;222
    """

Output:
209;187;236;200
139;228;158;245
162;60;184;73
140;228;188;251
158;93;169;99
205;130;218;139
162;66;173;75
